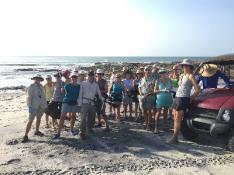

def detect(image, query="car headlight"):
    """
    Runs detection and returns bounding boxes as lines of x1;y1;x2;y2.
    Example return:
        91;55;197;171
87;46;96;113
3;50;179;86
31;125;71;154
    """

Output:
222;110;231;122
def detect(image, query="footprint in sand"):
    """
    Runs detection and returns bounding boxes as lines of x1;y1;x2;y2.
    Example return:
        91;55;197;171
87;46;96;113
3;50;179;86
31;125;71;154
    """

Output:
3;159;21;165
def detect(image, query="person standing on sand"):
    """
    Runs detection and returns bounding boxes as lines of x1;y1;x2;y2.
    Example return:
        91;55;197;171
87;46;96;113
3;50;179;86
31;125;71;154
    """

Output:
44;75;54;128
78;70;104;140
138;66;155;131
22;74;47;143
95;69;110;131
169;65;180;97
123;71;134;119
132;69;143;121
167;59;200;144
109;68;118;117
108;73;125;123
52;72;80;139
47;72;63;129
154;69;173;134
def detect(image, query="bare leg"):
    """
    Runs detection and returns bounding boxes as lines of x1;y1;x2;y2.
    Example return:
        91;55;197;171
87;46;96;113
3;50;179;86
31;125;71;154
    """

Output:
35;115;42;132
24;121;33;137
57;113;66;134
124;104;127;118
163;108;168;129
45;114;49;127
168;110;183;143
135;102;138;118
129;103;132;117
70;113;76;130
154;109;161;133
116;106;120;122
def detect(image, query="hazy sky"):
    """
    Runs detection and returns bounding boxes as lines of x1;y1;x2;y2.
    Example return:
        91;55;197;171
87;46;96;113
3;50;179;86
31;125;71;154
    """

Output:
0;0;233;56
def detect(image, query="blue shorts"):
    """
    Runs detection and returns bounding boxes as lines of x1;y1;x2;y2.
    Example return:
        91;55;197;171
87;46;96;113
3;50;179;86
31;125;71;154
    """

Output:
61;103;81;113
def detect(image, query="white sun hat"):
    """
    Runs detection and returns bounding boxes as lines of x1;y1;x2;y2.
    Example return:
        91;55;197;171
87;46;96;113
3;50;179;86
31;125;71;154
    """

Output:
45;75;52;79
31;74;44;81
180;59;194;66
96;69;104;74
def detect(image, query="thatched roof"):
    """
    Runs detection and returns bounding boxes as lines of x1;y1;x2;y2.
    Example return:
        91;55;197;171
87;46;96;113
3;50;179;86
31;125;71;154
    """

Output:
203;54;234;65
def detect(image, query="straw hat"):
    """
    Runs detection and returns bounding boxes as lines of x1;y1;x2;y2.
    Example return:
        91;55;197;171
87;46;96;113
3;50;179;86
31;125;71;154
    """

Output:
96;69;104;74
199;64;218;77
180;59;193;66
31;74;44;81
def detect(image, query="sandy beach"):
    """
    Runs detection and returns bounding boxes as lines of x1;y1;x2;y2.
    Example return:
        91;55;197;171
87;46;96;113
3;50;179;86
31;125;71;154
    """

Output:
0;91;234;175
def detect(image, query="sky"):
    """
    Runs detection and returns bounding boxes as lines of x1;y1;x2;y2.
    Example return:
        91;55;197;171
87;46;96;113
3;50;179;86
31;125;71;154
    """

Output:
0;0;233;57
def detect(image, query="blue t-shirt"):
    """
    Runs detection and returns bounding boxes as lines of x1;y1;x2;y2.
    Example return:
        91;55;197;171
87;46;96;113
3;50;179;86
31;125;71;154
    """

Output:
196;71;231;89
63;83;80;104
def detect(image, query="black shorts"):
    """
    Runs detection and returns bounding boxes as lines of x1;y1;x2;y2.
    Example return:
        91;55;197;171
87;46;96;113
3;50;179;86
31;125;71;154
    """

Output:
45;101;50;115
173;97;190;112
48;101;62;119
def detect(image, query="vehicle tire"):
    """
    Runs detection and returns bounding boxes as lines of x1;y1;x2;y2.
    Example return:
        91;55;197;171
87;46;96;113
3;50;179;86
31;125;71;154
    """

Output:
227;129;234;152
181;118;198;141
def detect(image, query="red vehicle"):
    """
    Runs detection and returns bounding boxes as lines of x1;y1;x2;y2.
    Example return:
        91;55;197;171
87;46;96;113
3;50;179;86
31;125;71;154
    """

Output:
181;54;234;151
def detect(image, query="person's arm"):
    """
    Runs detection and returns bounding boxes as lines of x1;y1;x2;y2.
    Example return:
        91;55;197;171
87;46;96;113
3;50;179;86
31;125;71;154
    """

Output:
218;71;231;88
196;75;202;85
96;83;104;101
104;81;108;94
190;75;201;101
77;84;83;106
108;82;113;95
154;80;159;94
27;85;33;107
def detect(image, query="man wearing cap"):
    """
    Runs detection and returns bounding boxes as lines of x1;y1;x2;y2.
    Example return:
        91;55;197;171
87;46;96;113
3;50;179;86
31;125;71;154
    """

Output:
44;75;54;128
196;64;231;89
77;70;86;85
95;69;110;131
138;66;155;130
78;70;104;139
22;74;47;143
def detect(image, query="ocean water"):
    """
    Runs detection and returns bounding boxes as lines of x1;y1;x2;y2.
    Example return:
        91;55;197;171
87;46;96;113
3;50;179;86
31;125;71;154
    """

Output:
0;56;209;89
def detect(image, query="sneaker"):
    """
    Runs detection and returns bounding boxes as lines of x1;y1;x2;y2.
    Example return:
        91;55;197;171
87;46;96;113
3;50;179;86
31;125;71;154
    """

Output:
22;136;29;143
70;129;79;136
34;131;44;137
80;133;86;140
52;133;60;140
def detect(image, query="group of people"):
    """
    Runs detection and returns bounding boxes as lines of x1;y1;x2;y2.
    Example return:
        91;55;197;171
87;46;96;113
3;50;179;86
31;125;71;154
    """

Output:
22;59;232;144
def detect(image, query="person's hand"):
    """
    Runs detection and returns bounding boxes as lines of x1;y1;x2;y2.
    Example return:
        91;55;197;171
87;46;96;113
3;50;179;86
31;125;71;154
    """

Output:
28;107;33;114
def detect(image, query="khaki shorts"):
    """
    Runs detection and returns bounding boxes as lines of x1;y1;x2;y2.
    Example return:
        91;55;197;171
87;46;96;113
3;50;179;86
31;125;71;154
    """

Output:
28;107;45;122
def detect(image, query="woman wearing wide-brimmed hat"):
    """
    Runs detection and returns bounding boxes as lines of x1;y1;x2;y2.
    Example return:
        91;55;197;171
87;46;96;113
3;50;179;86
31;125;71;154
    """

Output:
167;59;200;144
22;74;47;143
196;64;231;89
